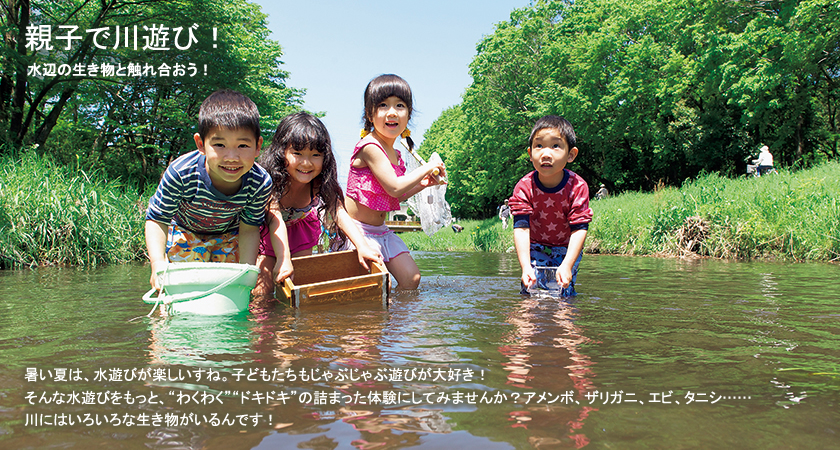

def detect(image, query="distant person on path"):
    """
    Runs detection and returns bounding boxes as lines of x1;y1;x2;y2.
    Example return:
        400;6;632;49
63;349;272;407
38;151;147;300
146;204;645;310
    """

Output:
144;90;271;291
498;199;511;229
508;115;593;296
595;183;609;200
756;145;775;176
343;74;446;290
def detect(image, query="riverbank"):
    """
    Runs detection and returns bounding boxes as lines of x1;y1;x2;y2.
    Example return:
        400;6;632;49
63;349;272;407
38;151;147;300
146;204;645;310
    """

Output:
402;162;840;262
587;162;839;261
2;152;837;268
0;152;146;268
400;219;514;253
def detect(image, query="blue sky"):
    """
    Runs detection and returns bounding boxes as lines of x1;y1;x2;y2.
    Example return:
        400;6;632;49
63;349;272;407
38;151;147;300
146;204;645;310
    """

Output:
251;0;530;184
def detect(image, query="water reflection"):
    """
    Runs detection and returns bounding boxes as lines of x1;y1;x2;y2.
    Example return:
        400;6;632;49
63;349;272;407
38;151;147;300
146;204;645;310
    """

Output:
147;313;255;366
499;294;596;446
248;300;427;450
341;407;450;449
250;301;388;369
2;255;839;449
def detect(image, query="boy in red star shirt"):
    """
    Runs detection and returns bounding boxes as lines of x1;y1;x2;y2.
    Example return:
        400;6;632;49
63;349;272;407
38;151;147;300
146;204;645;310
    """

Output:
508;115;593;296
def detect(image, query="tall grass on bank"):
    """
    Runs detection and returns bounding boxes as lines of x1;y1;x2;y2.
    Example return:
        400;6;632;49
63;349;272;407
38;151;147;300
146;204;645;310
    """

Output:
588;162;840;261
400;219;515;253
0;152;147;268
402;163;839;262
4;151;837;268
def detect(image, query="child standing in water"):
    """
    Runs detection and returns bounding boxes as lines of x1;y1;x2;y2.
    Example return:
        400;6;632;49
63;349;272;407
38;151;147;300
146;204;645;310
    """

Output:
145;90;270;291
344;74;445;290
509;115;593;296
253;112;381;297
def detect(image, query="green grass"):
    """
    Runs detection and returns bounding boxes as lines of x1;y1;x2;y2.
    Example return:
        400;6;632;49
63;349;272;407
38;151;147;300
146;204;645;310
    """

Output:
0;151;147;268
403;162;840;263
400;219;515;253
588;162;840;261
3;150;838;267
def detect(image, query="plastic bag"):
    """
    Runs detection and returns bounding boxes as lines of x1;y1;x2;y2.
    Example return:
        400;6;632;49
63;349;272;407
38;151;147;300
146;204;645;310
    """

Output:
402;144;452;236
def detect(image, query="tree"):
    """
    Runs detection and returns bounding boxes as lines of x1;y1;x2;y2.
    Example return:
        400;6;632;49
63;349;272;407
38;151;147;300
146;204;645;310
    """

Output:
715;0;840;163
421;0;839;218
457;1;569;217
0;0;303;187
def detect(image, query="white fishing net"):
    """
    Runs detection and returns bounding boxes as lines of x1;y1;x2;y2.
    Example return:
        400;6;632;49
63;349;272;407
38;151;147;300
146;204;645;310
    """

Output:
402;145;452;236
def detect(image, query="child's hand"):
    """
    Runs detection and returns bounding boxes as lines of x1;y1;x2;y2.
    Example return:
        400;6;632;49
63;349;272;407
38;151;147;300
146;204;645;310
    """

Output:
521;267;537;288
149;260;168;291
420;171;447;187
556;264;573;289
419;174;439;187
273;257;294;286
421;160;446;186
428;152;446;179
432;162;446;180
356;244;383;271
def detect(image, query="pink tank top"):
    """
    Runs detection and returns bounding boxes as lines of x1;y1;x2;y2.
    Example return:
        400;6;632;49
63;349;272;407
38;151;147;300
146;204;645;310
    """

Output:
346;137;406;211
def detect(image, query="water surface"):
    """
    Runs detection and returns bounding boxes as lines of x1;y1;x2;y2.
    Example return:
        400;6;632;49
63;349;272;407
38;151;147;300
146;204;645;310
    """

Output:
1;253;838;449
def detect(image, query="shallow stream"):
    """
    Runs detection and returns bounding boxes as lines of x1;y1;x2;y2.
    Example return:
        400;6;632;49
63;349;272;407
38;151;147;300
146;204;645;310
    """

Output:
1;252;838;449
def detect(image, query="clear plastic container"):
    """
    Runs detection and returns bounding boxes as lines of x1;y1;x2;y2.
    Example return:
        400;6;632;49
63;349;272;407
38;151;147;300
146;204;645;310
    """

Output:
528;266;561;295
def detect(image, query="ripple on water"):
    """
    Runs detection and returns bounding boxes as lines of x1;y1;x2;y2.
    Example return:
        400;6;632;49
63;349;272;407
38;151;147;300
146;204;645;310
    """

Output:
0;255;838;449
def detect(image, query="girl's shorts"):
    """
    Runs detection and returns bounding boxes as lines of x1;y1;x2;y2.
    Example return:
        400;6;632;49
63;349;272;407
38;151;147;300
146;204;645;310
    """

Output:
259;210;321;257
339;220;409;263
166;223;238;263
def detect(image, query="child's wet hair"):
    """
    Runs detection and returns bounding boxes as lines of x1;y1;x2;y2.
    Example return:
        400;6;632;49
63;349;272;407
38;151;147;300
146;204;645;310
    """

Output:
197;90;261;140
362;74;414;133
260;112;346;245
269;111;332;154
528;115;577;149
261;112;337;195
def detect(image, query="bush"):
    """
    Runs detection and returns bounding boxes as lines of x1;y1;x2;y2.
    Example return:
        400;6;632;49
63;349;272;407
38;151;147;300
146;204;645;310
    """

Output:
589;162;840;261
0;151;147;268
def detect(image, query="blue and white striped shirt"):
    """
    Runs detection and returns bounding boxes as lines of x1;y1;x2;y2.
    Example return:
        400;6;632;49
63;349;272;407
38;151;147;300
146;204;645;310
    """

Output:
146;150;272;234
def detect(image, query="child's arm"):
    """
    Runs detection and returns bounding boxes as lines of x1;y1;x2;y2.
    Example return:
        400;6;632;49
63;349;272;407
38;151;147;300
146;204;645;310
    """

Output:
557;229;587;289
358;143;444;199
144;220;170;290
238;222;261;266
335;205;383;270
267;209;294;284
513;226;536;288
400;171;446;199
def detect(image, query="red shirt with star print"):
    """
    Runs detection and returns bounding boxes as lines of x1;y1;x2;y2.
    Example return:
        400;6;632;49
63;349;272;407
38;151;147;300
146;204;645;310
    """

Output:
508;169;593;247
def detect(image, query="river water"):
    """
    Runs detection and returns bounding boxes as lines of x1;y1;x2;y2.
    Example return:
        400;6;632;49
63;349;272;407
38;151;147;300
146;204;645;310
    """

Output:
0;252;838;449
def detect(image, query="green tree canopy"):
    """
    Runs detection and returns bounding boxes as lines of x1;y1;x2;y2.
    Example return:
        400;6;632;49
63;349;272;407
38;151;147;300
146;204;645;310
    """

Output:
420;0;839;219
1;0;303;187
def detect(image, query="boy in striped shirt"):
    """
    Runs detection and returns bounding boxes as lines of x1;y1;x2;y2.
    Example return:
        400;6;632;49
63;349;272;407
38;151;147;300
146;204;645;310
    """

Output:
144;90;271;291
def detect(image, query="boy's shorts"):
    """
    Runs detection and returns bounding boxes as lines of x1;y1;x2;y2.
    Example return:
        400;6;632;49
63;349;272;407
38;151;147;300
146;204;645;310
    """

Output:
522;243;583;297
258;210;321;257
166;224;238;263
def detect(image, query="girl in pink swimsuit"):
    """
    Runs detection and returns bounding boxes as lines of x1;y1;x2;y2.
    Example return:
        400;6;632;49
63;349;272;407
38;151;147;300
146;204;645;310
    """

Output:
344;74;446;290
252;112;381;298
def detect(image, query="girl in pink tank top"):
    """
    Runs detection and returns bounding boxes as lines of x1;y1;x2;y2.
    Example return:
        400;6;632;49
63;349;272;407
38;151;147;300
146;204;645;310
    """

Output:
344;74;446;290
